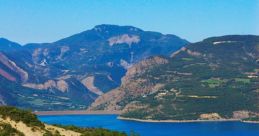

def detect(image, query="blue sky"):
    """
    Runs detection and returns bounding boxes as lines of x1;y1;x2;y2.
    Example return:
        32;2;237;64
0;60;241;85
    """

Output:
0;0;258;44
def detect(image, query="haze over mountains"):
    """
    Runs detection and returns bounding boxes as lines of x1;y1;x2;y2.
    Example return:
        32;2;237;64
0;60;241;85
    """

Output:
0;24;188;110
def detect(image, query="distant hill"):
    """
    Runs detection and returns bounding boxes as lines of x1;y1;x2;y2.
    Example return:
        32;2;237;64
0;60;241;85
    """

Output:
0;106;126;136
0;24;188;110
89;35;259;121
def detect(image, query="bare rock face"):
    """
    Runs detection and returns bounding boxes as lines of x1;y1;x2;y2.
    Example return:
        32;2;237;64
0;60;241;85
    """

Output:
170;47;186;57
32;48;42;63
88;89;125;111
199;113;222;120
22;80;69;93
120;59;131;69
232;111;250;119
0;68;16;81
108;34;140;46
122;56;169;83
81;76;103;95
88;56;168;111
57;46;70;60
186;49;202;57
0;53;28;82
23;80;56;90
171;47;202;58
56;80;69;92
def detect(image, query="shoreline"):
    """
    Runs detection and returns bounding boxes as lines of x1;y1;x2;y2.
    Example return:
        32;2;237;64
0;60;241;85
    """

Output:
241;120;259;124
34;110;122;116
117;116;259;123
34;111;259;124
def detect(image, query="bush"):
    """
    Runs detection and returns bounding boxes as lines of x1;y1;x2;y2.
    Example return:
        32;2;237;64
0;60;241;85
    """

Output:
0;122;24;136
0;106;45;128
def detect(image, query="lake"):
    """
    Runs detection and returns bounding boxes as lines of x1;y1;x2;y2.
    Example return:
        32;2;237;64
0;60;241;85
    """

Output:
38;115;259;136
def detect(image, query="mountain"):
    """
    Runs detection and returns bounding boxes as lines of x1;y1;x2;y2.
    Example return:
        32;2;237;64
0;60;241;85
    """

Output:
89;35;259;121
0;24;188;110
0;106;126;136
0;38;21;51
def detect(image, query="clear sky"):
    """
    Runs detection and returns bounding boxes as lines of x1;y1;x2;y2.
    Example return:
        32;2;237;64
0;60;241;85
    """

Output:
0;0;258;44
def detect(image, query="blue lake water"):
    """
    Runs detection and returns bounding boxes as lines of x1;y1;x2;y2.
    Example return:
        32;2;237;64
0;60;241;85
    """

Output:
38;115;259;136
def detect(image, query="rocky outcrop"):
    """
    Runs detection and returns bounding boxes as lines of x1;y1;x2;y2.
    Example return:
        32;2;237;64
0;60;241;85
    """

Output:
122;56;168;83
22;80;69;92
81;76;103;95
198;111;259;121
0;52;28;82
120;59;131;69
212;41;237;45
57;46;70;60
170;47;186;57
171;47;202;58
88;89;125;111
56;80;69;92
32;48;42;63
108;34;140;46
23;80;56;90
0;68;16;81
89;56;168;111
199;113;222;120
232;111;253;119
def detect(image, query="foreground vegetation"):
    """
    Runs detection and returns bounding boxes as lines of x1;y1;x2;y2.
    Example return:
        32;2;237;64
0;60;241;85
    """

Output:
0;106;44;128
0;106;128;136
0;122;24;136
54;125;135;136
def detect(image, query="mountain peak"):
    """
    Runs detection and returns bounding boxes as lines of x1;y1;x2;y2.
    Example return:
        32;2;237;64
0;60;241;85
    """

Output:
92;24;143;32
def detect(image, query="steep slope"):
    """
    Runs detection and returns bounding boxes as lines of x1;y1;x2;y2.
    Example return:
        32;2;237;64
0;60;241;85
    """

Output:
0;106;126;136
0;24;188;110
89;35;259;121
0;49;96;110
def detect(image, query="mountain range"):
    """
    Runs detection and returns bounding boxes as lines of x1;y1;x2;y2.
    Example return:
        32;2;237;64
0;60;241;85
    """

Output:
0;24;188;110
0;25;258;121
